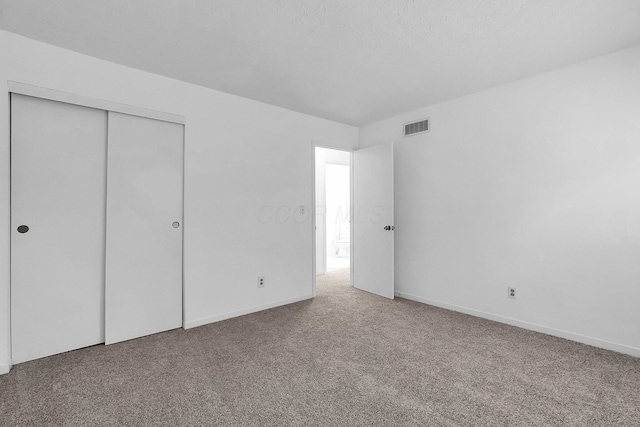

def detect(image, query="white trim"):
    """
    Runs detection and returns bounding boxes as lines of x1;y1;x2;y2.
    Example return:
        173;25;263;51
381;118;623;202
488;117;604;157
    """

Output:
0;363;11;375
390;142;394;297
397;291;640;358
311;141;317;296
8;81;185;125
181;125;187;328
183;294;313;329
349;151;354;286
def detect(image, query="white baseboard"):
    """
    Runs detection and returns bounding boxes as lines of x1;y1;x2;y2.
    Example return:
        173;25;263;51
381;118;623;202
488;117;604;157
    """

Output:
0;363;11;375
397;292;640;358
184;294;313;329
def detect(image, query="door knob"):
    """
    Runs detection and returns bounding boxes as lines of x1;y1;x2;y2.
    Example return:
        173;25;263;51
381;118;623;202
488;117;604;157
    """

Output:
384;225;390;231
172;221;180;228
17;225;29;233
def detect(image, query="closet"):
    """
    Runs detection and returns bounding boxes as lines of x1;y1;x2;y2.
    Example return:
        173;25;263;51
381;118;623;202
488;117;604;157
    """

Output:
10;88;184;364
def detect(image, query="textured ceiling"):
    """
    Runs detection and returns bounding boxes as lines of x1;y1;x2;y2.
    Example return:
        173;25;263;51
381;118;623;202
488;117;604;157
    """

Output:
1;0;640;125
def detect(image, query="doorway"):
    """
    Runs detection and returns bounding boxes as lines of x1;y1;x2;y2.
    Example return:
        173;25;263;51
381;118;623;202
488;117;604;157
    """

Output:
315;147;352;282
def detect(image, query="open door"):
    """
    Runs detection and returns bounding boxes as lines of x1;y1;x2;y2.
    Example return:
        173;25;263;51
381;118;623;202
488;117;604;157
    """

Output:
352;142;394;299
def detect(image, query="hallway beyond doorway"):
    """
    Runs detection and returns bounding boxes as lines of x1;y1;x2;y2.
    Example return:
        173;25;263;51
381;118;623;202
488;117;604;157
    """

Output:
315;147;351;277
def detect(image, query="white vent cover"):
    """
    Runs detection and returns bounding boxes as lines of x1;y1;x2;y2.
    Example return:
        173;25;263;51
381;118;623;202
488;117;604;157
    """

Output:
404;118;429;136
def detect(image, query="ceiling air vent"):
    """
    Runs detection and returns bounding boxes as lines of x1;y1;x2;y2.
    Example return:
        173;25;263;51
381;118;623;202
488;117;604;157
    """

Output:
404;118;429;137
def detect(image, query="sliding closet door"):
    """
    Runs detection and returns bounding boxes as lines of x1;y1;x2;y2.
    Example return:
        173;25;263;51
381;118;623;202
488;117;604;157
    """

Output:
105;112;184;344
11;94;107;363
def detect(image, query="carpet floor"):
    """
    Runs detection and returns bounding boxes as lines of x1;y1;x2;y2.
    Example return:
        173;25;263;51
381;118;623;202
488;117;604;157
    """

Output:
1;269;639;426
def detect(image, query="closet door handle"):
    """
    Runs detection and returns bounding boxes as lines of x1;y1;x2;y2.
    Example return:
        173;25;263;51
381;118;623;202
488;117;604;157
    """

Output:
172;221;180;228
17;225;29;233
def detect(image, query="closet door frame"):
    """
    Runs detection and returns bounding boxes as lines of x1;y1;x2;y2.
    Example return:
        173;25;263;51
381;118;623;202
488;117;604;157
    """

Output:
8;82;185;125
8;81;186;362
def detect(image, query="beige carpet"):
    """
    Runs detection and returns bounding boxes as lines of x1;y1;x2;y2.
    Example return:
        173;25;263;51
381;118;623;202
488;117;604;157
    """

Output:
1;269;639;426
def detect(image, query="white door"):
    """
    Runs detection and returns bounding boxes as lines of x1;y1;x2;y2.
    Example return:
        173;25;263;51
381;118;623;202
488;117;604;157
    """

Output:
105;112;184;344
352;142;394;299
11;94;107;363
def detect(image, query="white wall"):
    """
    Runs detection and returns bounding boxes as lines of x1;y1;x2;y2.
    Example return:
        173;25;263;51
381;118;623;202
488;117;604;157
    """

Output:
0;30;358;373
360;46;640;357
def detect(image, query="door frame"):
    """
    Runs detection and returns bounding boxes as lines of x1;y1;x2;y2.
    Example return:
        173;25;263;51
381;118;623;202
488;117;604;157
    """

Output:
311;143;354;297
7;82;186;367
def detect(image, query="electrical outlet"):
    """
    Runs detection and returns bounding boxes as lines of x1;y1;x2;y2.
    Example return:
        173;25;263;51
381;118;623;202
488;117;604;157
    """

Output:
258;276;265;288
508;287;516;299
